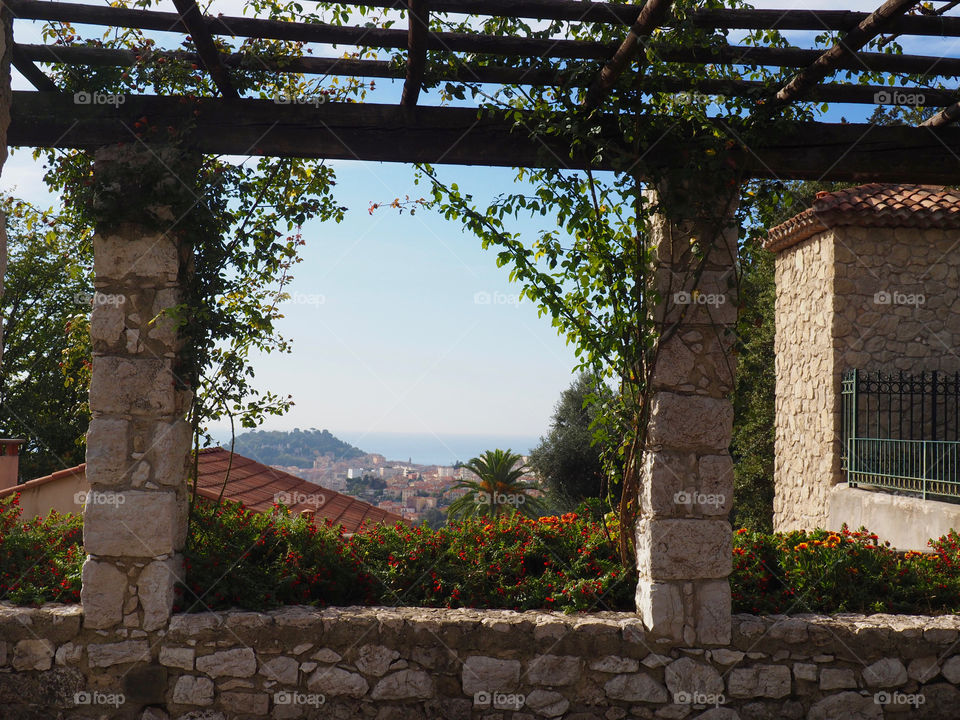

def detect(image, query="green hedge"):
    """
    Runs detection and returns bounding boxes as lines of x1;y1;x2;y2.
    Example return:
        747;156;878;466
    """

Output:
3;493;960;615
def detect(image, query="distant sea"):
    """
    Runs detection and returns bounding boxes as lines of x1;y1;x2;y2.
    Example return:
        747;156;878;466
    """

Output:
334;431;542;466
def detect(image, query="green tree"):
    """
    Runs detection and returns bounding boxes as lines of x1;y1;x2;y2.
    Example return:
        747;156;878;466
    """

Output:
529;373;611;508
0;199;91;480
731;180;846;531
448;449;545;520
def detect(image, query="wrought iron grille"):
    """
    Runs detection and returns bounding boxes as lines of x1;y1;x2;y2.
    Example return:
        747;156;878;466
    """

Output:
841;370;960;500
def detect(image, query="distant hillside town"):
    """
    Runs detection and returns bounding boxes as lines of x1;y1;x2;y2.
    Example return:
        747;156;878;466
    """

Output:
234;428;541;524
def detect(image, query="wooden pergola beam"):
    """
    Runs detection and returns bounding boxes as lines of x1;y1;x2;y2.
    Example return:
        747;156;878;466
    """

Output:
9;0;960;39
170;0;238;100
16;42;960;108
584;0;673;109
401;0;429;107
920;100;960;127
774;0;919;106
9;91;960;184
21;39;960;82
10;46;57;91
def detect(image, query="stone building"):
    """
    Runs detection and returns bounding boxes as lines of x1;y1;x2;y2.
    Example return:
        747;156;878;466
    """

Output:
766;184;960;547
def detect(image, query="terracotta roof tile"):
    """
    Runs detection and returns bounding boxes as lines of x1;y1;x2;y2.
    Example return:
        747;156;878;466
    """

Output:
196;447;407;533
764;184;960;253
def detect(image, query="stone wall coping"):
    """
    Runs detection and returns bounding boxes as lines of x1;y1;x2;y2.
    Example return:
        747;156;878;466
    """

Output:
4;602;959;647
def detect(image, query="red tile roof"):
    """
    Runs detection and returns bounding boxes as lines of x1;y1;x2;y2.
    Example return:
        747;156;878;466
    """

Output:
10;449;406;533
194;448;407;533
765;184;960;253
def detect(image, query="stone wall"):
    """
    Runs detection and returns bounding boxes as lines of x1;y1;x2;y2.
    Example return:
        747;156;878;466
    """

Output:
1;605;959;719
773;224;960;532
773;232;837;532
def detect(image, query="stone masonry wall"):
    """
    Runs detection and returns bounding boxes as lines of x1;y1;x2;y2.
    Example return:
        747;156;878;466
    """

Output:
1;605;959;719
773;232;836;532
774;225;960;532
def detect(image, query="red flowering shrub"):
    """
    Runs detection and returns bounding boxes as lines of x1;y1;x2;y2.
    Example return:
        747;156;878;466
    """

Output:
349;512;633;612
5;489;960;618
732;525;960;614
0;494;82;605
176;498;373;612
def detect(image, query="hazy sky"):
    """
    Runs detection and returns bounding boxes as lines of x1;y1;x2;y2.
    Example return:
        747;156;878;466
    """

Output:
3;0;957;441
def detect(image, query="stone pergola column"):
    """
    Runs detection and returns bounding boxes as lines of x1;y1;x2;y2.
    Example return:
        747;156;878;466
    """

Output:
81;145;195;632
636;177;739;645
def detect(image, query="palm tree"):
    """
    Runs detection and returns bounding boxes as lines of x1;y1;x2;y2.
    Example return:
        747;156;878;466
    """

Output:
447;449;545;519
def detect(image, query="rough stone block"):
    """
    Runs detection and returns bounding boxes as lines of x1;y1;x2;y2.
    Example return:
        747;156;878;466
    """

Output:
89;356;178;417
695;580;731;645
87;640;150;668
80;558;126;629
604;673;668;703
863;658;907;688
12;639;54;671
93;232;180;284
171;675;214;706
462;656;521;695
636;581;684;642
196;648;257;678
646;393;734;452
370;669;433;700
260;655;298;684
355;644;400;677
159;646;194;671
636;518;732;580
306;666;369;698
138;557;180;631
83;490;181;557
85;417;132;486
640;451;697;517
526;655;581;686
148;420;191;487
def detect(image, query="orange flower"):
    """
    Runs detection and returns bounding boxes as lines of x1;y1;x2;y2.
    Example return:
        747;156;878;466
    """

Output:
736;528;749;535
795;542;809;551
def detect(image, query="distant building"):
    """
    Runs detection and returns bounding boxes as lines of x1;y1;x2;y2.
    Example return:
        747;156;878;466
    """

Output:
0;448;406;535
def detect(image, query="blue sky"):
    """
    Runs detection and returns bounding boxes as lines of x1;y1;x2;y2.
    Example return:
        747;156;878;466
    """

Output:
3;0;958;443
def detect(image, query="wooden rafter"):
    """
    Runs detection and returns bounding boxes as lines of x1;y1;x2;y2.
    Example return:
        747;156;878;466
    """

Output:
171;0;238;100
583;0;673;109
9;91;960;183
401;0;429;107
920;100;960;127
14;42;960;109
20;40;960;83
10;46;57;91
11;0;960;38
773;0;920;107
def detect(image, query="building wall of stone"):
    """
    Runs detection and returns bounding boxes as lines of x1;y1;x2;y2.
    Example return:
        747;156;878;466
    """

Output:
832;225;960;376
773;232;837;531
2;605;960;719
774;225;960;533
